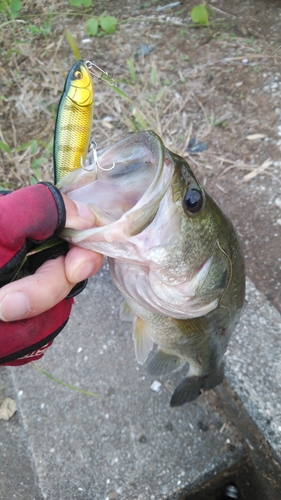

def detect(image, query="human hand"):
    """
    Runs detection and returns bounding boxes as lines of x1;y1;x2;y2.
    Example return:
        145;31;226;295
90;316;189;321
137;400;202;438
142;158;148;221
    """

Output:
0;189;103;322
0;182;104;366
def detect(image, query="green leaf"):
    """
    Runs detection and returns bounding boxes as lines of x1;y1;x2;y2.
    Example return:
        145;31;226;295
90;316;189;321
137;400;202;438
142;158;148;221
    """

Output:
190;4;210;25
70;0;91;7
10;0;22;18
15;140;32;152
155;87;166;103
0;141;10;153
132;107;148;130
99;15;117;34
30;139;38;155
31;157;45;169
127;58;136;83
151;65;158;86
86;17;99;36
64;29;81;60
110;85;131;102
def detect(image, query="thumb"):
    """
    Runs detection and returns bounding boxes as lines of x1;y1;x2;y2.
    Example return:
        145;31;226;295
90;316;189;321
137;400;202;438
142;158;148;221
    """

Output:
61;193;96;230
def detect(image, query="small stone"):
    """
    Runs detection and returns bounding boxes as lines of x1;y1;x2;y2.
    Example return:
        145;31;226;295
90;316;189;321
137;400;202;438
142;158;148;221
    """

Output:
0;398;17;421
150;381;161;392
242;58;248;64
274;198;281;209
138;433;147;443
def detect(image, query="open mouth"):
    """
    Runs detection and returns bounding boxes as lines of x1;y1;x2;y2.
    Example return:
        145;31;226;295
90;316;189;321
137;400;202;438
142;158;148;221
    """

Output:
59;131;173;243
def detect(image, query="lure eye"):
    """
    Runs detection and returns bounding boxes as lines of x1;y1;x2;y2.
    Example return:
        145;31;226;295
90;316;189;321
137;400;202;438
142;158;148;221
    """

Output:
184;188;203;214
74;70;83;80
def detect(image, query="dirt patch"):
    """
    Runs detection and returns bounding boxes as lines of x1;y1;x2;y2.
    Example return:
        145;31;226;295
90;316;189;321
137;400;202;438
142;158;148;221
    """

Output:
0;0;280;310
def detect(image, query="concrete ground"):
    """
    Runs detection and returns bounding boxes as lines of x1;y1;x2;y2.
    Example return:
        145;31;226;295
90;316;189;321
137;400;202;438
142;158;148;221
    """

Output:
1;267;281;500
1;1;281;498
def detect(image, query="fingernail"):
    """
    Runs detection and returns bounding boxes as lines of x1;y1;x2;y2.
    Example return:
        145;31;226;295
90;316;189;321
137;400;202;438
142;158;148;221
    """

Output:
0;292;30;322
75;201;95;223
73;262;95;283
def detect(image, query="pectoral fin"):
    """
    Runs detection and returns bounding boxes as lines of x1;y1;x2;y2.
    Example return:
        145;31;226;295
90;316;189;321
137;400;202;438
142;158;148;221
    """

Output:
170;365;224;407
119;301;134;322
146;349;185;376
133;316;154;364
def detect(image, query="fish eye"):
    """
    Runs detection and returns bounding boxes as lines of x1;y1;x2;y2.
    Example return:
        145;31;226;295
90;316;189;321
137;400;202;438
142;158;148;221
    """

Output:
74;70;83;80
184;188;203;214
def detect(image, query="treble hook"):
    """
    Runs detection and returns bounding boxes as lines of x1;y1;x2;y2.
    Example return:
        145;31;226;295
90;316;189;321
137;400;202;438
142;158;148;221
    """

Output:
80;141;115;173
85;60;115;86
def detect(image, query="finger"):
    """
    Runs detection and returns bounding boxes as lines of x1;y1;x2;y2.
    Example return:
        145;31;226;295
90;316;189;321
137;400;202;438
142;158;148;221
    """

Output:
65;246;103;284
0;256;72;322
61;193;96;230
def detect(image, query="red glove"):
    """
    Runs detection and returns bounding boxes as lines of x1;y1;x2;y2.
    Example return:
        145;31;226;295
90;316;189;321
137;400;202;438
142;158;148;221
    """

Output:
0;183;85;366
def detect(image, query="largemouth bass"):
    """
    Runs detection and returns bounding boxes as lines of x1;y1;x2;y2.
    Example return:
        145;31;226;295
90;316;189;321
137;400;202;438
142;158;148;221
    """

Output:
54;60;94;183
58;131;245;406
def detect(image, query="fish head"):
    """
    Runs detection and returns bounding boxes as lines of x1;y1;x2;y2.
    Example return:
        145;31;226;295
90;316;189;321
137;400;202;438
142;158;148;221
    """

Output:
59;131;244;319
64;60;94;107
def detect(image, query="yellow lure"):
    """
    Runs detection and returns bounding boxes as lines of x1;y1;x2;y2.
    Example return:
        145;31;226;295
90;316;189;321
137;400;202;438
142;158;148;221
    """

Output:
54;60;94;184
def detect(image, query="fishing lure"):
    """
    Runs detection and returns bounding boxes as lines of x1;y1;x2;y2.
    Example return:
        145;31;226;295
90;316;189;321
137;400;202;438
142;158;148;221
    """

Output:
54;60;94;184
54;60;115;184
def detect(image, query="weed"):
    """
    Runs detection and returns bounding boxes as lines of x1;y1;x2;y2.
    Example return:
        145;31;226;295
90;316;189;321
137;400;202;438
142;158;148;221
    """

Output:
86;13;118;36
213;119;229;128
65;29;81;60
69;0;91;6
127;58;136;84
0;141;10;153
190;4;214;26
1;136;53;185
0;0;22;20
26;15;53;38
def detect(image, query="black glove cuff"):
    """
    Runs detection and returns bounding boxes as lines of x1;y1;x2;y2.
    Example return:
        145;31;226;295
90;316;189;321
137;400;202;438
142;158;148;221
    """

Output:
39;182;66;233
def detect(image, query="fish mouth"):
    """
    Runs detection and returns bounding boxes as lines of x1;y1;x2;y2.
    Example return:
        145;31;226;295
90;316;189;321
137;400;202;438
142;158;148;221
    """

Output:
59;131;174;254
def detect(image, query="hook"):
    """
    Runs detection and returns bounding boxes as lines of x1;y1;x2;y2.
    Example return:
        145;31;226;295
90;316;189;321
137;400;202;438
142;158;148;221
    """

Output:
80;141;115;173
